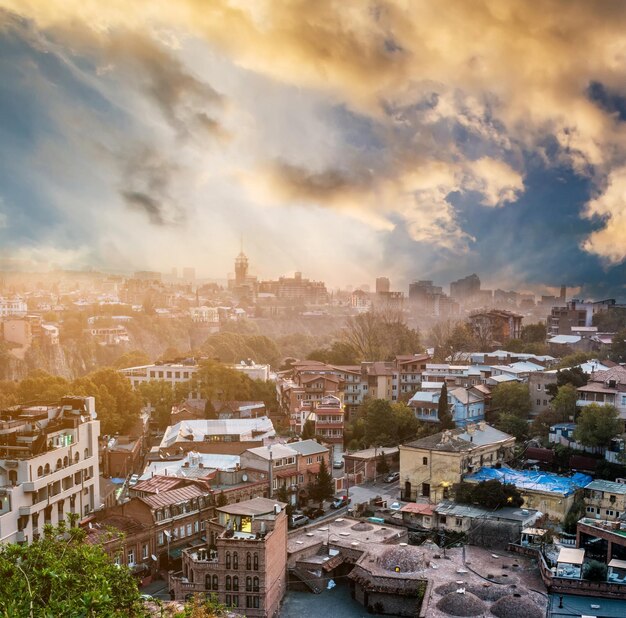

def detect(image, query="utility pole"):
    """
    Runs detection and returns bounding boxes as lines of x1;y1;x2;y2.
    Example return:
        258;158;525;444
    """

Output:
268;446;273;499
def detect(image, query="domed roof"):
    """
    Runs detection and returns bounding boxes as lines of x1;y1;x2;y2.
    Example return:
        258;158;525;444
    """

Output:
492;594;543;618
436;591;487;616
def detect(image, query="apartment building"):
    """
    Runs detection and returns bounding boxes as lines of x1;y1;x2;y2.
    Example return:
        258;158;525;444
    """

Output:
119;362;199;389
468;309;523;342
0;297;27;317
584;480;626;522
399;423;515;503
577;365;626;421
169;497;288;617
0;396;100;544
548;299;615;336
310;395;344;445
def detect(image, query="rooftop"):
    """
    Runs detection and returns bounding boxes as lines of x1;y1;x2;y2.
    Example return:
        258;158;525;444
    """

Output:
217;497;287;517
586;479;626;495
402;424;513;452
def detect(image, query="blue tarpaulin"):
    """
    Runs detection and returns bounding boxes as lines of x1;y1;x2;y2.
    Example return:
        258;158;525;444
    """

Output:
464;467;592;496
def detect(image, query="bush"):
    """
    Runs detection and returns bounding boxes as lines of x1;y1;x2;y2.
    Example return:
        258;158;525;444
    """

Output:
584;560;608;582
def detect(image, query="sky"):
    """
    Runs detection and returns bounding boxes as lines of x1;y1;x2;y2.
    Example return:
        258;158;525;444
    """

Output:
1;1;626;298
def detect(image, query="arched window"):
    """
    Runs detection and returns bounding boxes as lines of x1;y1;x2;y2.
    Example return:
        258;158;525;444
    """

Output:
253;553;259;570
225;552;231;569
253;576;259;592
246;576;252;592
56;458;62;471
233;552;238;570
44;463;50;475
205;574;212;589
225;575;231;591
212;575;218;590
74;452;79;464
246;552;251;570
37;466;43;478
84;448;89;460
233;576;239;591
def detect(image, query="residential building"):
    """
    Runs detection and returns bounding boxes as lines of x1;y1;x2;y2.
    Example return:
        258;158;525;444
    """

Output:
577;517;626;564
258;271;328;305
548;299;615;337
0;297;27;317
399;423;515;503
577;365;626;422
528;371;558;417
407;386;485;427
584;480;626;522
375;277;390;294
100;435;144;478
190;306;220;325
350;289;371;311
120;362;199;389
168;497;289;617
468;309;523;343
450;273;481;303
310;395;344;445
0;396;100;544
157;418;276;457
344;446;398;482
172;400;266;423
230;361;271;382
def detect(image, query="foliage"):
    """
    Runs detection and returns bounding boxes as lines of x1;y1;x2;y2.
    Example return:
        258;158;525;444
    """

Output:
309;458;334;504
454;480;523;509
307;341;360;365
491;382;531;418
495;413;529;441
364;399;398;446
301;419;316;440
392;402;419;442
530;407;563;439
113;350;151;369
551;384;578;423
201;332;281;366
343;310;422;361
521;323;547;343
555;352;593;369
574;403;622;447
437;383;455;429
0;522;144;618
546;367;588;399
0;380;18;408
137;380;188;430
584;560;608;582
608;328;626;363
216;492;228;507
174;593;228;618
429;320;476;362
562;494;586;534
275;486;294;517
376;453;390;475
204;399;217;420
593;307;626;332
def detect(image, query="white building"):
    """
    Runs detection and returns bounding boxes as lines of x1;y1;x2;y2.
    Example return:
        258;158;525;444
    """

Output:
230;361;271;382
0;396;100;544
119;363;199;389
189;306;220;325
0;297;27;317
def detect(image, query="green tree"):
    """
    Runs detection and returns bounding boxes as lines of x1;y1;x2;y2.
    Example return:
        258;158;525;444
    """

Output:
430;321;476;362
275;486;294;517
0;522;144;617
562;493;586;534
609;329;626;363
174;593;228;618
376;452;390;475
491;382;531;419
574;403;622;447
521;323;547;344
593;308;626;332
454;480;523;509
363;399;397;447
392;402;419;442
584;560;608;582
307;341;360;365
555;352;593;370
204;399;217;419
309;458;334;505
437;383;455;429
551;384;578;423
495;412;529;441
113;350;151;369
301;419;316;440
216;491;228;507
546;366;588;399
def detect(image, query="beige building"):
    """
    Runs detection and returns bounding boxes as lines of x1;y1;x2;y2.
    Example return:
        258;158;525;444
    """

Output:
584;480;626;521
399;423;515;503
169;497;288;617
0;397;100;544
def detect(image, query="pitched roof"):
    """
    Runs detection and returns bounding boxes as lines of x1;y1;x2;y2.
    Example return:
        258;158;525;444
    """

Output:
402;424;513;452
140;484;209;510
288;439;328;456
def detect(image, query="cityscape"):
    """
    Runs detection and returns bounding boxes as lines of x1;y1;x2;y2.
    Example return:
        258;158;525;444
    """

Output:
3;2;626;618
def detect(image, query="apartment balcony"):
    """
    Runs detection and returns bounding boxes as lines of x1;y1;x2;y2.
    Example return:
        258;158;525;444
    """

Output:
22;456;94;493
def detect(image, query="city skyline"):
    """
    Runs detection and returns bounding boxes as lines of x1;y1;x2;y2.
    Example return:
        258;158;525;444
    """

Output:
2;2;626;297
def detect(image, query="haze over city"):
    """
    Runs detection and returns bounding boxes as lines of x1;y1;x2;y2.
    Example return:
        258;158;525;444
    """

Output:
2;1;626;297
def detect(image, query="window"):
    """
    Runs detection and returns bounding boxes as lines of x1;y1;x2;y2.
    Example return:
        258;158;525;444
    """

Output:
537;384;542;390
536;399;541;406
422;457;428;466
246;576;252;592
84;448;89;459
246;553;251;570
455;518;463;527
233;552;238;569
37;466;43;478
194;521;199;533
212;575;218;590
127;549;135;566
299;475;304;483
233;576;239;591
253;596;260;609
226;576;232;591
157;532;164;546
186;523;192;536
179;525;185;538
440;516;447;524
253;553;259;571
232;596;239;608
142;544;148;559
225;595;231;606
253;576;259;592
205;575;212;589
586;506;596;513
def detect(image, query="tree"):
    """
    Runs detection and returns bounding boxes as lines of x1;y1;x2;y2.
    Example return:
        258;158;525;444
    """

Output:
574;403;621;447
454;480;523;509
175;593;228;618
609;328;626;363
546;366;588;400
562;493;586;534
584;560;608;582
0;522;144;617
301;419;316;440
392;402;419;442
204;399;217;419
376;453;390;475
437;383;455;429
216;491;228;507
363;399;397;447
551;384;578;423
307;341;360;365
521;323;547;344
491;382;531;419
275;486;294;517
430;321;476;362
495;413;529;441
530;407;563;440
309;458;334;505
113;350;151;369
555;352;593;370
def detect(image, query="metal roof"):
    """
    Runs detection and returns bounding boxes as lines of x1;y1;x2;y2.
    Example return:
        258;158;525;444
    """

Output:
586;480;626;495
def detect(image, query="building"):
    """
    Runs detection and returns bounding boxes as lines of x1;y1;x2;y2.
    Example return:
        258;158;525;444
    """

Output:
0;297;27;317
343;446;398;482
577;365;626;422
157;418;276;457
584;480;626;522
258;272;328;305
100;435;144;478
0;396;100;544
408;387;485;428
119;362;199;390
548;299;616;336
450;274;481;303
1;319;32;359
464;467;591;520
190;306;220;325
528;371;558;417
168;497;288;617
408;281;459;317
375;277;390;294
399;423;515;503
309;395;344;446
468;309;522;343
230;361;271;382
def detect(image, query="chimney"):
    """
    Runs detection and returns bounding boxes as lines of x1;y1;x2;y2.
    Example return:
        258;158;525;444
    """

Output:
478;421;487;431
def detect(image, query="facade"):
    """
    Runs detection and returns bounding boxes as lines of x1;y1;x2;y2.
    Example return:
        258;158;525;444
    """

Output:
408;387;485;428
0;396;100;544
548;299;615;336
190;306;220;325
344;446;398;482
468;309;523;342
528;371;558;417
230;361;271;382
258;272;328;305
1;319;32;359
0;297;27;317
169;497;288;617
399;423;515;503
310;395;344;445
584;480;626;522
100;435;144;478
375;277;390;294
450;273;481;303
577;365;626;421
120;362;199;389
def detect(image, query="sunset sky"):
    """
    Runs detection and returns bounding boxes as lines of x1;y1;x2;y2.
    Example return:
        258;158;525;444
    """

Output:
2;1;626;296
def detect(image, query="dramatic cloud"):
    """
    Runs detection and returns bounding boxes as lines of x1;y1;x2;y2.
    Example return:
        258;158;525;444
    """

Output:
3;1;626;292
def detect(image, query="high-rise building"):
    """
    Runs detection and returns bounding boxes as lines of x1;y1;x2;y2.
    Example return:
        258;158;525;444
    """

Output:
375;277;390;294
450;274;481;301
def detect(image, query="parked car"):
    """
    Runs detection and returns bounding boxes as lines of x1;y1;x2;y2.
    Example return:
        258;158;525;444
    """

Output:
129;474;140;486
331;496;351;509
332;460;344;469
289;513;310;528
304;506;325;519
384;472;400;483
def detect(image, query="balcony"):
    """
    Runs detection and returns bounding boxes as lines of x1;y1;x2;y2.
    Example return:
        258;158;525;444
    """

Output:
22;455;94;493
